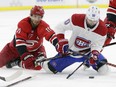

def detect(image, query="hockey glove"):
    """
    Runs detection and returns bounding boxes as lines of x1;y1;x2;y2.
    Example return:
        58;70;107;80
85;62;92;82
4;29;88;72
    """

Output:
89;50;99;65
35;54;45;65
56;39;69;56
20;52;36;69
106;21;116;39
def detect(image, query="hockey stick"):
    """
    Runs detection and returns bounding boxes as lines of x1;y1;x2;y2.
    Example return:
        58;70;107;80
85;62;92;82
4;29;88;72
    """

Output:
1;41;115;82
37;56;61;63
107;62;116;67
66;61;85;79
4;56;66;86
0;70;23;82
103;42;116;67
35;42;116;64
36;42;116;63
5;74;37;87
2;64;116;87
71;50;116;68
103;42;116;47
66;51;91;79
66;61;116;79
66;50;116;79
75;52;116;68
5;76;32;87
0;56;61;82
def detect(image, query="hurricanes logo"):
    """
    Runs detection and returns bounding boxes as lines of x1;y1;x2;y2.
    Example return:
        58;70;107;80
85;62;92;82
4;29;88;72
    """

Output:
75;36;91;48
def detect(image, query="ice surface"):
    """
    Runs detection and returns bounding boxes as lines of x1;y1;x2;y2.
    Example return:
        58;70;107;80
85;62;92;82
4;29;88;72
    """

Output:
0;8;116;87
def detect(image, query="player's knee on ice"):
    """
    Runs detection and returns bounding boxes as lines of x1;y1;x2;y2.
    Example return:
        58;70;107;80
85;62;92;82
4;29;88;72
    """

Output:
42;61;58;74
82;63;90;71
97;64;109;75
97;59;109;75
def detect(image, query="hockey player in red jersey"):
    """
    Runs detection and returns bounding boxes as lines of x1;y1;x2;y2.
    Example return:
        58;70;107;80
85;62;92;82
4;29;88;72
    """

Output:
0;5;68;70
42;6;109;75
104;0;116;45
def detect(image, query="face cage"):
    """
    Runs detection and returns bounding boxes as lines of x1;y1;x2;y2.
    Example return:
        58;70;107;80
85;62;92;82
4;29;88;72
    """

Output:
86;18;98;27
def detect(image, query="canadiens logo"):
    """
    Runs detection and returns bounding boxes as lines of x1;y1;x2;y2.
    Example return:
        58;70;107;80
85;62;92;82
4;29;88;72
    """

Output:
75;36;91;48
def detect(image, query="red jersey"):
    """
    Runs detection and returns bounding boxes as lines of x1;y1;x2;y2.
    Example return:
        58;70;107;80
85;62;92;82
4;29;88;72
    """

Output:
107;0;116;14
104;0;116;45
15;17;55;54
107;0;116;23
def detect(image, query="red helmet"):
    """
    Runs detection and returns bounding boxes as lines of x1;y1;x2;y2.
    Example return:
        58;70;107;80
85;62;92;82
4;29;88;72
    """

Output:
30;5;44;17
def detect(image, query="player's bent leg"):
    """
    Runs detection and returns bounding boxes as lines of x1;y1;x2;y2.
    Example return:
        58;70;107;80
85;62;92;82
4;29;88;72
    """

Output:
92;54;109;75
97;58;109;75
0;43;19;68
42;55;85;73
42;61;58;74
6;58;20;68
97;64;109;75
82;63;90;71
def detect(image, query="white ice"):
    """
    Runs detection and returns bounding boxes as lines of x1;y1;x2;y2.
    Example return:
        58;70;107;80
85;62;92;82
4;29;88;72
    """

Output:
0;8;116;87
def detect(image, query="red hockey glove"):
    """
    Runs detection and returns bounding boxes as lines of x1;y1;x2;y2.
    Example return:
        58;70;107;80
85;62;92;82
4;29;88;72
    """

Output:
106;21;116;39
89;50;99;65
20;52;36;69
56;39;69;56
107;27;116;39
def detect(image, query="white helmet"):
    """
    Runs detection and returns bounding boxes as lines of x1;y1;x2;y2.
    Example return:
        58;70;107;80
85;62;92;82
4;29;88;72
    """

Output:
86;6;100;21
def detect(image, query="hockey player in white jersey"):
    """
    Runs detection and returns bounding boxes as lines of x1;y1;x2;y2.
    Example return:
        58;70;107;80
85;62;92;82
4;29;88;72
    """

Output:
43;6;109;75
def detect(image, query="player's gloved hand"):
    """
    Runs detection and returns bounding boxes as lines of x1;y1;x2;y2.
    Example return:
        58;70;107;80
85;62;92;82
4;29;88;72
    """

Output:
106;21;116;39
35;54;45;65
20;52;36;69
33;56;44;70
89;50;99;65
56;39;69;56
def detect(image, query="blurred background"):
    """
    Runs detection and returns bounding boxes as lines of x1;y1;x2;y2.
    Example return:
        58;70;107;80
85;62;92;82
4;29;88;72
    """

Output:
0;0;109;11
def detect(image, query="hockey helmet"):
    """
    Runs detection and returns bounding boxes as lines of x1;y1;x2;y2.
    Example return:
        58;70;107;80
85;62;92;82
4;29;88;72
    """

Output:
86;6;100;22
30;5;44;17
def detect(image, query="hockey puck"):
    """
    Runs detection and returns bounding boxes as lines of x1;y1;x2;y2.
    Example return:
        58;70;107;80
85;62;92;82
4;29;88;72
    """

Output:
89;76;94;79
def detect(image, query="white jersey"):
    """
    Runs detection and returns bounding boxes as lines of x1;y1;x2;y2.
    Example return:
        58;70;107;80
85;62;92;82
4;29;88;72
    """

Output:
55;14;108;53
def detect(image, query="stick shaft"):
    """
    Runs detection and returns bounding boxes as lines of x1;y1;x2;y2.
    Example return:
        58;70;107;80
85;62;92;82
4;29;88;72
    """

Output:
36;42;116;63
103;42;116;47
6;76;32;87
66;62;84;79
107;62;116;67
